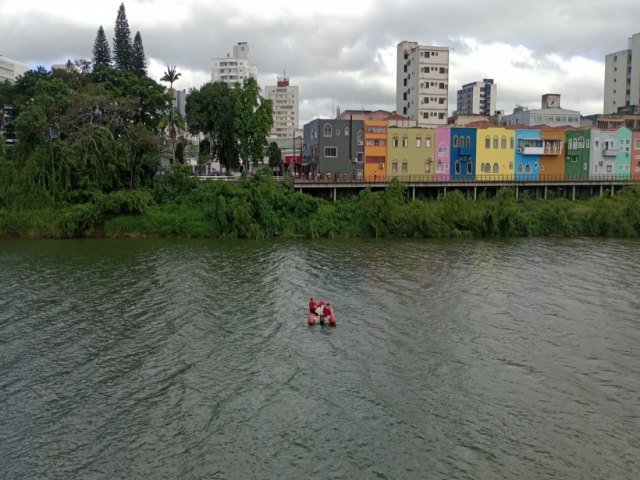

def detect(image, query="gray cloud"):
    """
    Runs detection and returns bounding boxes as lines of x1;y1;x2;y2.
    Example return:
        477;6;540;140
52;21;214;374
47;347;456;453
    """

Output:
2;0;638;124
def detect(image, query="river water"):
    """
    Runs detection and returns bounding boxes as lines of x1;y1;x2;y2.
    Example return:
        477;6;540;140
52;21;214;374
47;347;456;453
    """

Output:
1;238;639;479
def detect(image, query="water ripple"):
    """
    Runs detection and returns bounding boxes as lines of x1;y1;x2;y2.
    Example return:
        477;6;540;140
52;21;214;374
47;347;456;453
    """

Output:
1;238;639;479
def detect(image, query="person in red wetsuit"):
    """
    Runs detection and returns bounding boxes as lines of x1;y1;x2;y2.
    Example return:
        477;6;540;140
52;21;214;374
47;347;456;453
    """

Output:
309;297;317;314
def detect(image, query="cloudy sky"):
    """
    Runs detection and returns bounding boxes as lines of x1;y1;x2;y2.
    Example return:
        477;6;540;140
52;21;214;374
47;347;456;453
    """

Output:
2;0;640;125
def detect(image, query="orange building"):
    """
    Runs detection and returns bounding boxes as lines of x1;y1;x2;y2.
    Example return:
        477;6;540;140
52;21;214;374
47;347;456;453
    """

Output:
539;128;566;180
363;120;388;181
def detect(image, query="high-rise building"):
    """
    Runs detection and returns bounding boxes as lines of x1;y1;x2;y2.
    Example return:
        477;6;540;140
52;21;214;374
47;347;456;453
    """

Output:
396;41;449;126
211;42;258;85
604;33;640;114
265;74;299;139
0;55;29;83
456;79;497;116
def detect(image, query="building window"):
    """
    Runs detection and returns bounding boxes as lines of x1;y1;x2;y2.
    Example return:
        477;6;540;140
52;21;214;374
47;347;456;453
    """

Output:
455;161;460;175
345;127;349;136
510;137;514;149
509;162;513;170
402;161;408;173
493;136;499;149
392;160;398;173
485;135;490;149
357;130;363;145
578;137;584;148
517;164;523;173
525;164;532;173
416;136;421;148
501;136;506;149
466;137;471;148
323;123;332;137
635;139;640;149
606;165;613;173
467;161;472;175
453;136;459;147
403;135;408;148
438;146;448;157
493;163;499;173
425;161;431;173
392;135;398;147
325;146;337;157
426;135;431;148
336;128;340;136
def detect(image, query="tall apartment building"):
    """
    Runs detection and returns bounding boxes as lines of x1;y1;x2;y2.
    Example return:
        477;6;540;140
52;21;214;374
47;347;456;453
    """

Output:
604;33;640;114
265;74;299;139
456;79;497;116
211;42;258;85
396;41;449;126
0;55;29;83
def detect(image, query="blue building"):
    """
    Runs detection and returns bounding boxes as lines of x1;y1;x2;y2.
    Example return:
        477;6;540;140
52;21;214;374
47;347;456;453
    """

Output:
514;129;542;180
450;127;476;181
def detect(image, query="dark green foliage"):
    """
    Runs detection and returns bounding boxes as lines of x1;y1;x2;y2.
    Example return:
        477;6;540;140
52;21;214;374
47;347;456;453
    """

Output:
113;3;133;70
131;31;147;76
186;78;273;174
93;26;111;67
268;142;282;169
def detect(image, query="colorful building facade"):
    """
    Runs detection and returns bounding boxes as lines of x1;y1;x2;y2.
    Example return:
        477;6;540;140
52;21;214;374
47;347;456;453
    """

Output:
450;127;476;181
514;129;541;180
434;128;451;181
475;127;515;180
364;120;388;180
565;129;590;180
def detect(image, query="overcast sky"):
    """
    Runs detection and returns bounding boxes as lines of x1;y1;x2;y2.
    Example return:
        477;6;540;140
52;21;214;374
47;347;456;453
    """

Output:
2;0;640;125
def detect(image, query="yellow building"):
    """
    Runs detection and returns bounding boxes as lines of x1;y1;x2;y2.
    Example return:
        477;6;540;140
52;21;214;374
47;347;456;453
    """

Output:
386;127;436;180
363;120;388;181
475;126;515;180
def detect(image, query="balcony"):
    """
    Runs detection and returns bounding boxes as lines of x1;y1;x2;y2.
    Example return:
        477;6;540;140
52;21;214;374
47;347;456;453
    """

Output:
603;148;618;157
519;146;545;155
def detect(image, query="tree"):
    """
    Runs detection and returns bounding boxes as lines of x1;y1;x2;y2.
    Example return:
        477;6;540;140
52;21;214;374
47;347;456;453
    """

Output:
132;31;147;76
233;77;273;172
92;26;111;68
160;66;182;162
112;3;133;70
186;81;237;174
268;141;282;172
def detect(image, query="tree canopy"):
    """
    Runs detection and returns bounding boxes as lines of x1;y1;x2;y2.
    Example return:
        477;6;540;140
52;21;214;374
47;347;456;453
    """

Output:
0;64;170;208
112;3;133;71
92;26;111;67
132;31;147;76
186;78;273;174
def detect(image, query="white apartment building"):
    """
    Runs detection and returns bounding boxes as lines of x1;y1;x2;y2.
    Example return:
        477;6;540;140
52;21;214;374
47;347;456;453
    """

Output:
211;42;258;85
0;55;29;83
604;33;640;114
396;41;449;127
265;75;299;139
456;79;497;116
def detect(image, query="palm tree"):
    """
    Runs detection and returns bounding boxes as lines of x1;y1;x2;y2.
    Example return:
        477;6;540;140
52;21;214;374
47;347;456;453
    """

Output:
160;66;182;162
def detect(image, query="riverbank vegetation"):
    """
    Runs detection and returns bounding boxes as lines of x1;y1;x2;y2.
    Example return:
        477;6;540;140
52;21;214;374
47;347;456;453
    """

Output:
2;162;639;239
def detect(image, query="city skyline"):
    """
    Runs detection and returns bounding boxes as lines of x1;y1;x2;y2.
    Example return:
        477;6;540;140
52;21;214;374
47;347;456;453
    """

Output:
2;0;640;125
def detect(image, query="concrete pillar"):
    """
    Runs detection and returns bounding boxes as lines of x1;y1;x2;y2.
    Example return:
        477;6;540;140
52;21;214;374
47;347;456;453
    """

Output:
516;186;519;199
333;187;337;202
600;185;603;197
544;185;548;200
412;187;416;200
572;185;576;201
611;185;615;197
444;186;447;197
474;186;477;200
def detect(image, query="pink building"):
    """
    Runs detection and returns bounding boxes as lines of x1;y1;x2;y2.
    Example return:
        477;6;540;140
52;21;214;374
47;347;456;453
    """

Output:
435;128;451;181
